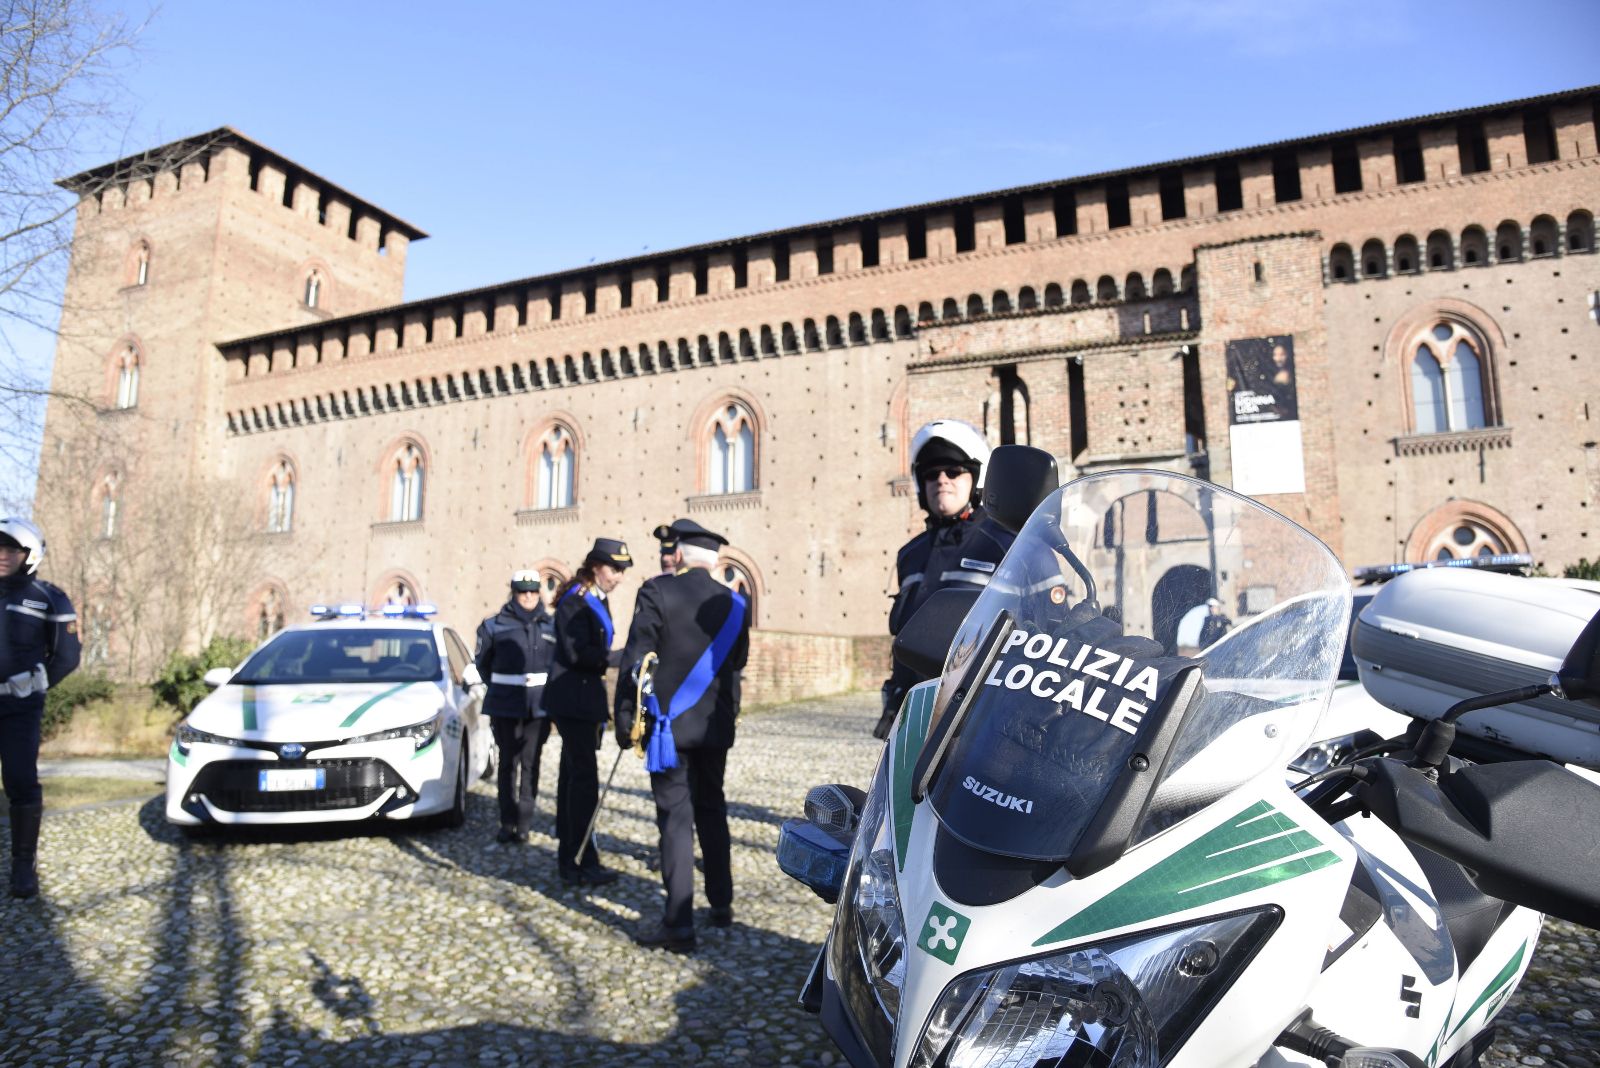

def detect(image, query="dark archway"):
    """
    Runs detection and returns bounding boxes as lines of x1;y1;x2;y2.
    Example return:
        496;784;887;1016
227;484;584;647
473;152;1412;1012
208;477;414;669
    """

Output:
1151;564;1212;654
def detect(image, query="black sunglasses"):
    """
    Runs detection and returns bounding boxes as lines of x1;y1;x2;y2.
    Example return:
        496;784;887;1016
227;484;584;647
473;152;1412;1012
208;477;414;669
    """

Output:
920;466;969;482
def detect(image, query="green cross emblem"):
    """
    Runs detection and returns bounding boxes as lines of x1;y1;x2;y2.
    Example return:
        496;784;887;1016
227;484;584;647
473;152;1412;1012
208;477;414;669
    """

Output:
917;901;971;965
292;693;336;704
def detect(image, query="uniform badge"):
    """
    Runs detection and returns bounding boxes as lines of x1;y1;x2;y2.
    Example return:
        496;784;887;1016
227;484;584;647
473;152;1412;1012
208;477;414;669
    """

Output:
66;622;78;634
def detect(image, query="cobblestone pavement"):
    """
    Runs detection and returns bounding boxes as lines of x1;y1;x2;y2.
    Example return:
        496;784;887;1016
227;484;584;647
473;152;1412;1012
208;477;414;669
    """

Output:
2;693;1596;1066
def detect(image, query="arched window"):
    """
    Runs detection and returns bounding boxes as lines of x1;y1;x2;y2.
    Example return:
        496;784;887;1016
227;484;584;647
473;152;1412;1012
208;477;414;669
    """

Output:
1360;238;1387;278
536;424;576;509
1529;215;1559;258
539;567;567;608
97;474;118;538
1394;234;1420;273
917;302;935;324
1408;321;1490;434
941;298;960;320
380;578;417;606
718;560;758;627
1425;230;1453;270
1495;221;1522;263
966;293;985;317
1124;272;1146;300
1427;519;1512;561
255;587;286;640
266;458;295;533
389;443;424;521
1044;283;1064;308
1460;226;1489;266
1151;269;1174;297
1017;286;1037;311
132;242;150;286
304;269;322;309
1179;264;1196;292
991;290;1012;314
1096;275;1118;301
114;346;140;409
1070;279;1091;304
1566;210;1594;252
708;402;757;494
1328;244;1355;281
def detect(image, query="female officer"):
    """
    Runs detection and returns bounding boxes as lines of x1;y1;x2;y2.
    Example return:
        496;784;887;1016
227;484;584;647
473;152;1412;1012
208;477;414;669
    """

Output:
473;570;555;844
541;538;631;885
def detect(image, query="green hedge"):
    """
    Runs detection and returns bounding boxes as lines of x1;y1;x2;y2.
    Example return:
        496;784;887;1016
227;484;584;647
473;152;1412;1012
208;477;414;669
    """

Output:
151;635;256;715
43;672;117;740
1565;558;1600;582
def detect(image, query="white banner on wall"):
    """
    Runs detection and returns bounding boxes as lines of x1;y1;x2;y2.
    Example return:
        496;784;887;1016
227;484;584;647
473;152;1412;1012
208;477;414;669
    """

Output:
1230;419;1307;496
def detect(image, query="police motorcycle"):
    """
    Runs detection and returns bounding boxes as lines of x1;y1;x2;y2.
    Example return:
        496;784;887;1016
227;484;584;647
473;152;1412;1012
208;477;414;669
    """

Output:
777;446;1600;1068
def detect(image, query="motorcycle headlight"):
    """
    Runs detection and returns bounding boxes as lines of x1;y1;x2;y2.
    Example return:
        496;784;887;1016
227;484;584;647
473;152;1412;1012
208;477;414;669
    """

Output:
911;907;1281;1068
828;751;904;1065
174;723;249;755
347;711;445;750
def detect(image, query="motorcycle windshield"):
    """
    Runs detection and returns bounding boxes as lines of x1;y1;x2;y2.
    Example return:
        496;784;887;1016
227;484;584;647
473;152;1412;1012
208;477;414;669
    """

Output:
925;470;1350;863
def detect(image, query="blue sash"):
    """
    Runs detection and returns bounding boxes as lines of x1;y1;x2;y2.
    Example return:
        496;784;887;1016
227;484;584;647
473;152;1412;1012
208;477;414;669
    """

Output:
645;590;747;773
561;585;614;646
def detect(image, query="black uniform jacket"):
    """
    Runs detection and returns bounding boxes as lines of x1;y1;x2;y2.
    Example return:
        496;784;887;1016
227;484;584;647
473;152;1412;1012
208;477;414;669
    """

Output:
615;568;751;751
539;586;616;723
1;574;81;698
884;507;1014;697
473;599;555;719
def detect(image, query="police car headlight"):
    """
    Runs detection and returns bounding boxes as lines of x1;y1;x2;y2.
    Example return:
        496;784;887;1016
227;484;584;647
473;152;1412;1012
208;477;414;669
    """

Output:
909;908;1281;1067
828;753;904;1065
347;711;444;750
175;724;248;755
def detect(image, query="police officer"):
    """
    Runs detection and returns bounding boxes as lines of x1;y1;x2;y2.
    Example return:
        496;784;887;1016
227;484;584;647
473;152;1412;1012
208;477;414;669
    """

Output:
474;570;556;844
650;524;681;580
615;518;750;951
541;538;631;886
875;421;1014;739
0;518;80;899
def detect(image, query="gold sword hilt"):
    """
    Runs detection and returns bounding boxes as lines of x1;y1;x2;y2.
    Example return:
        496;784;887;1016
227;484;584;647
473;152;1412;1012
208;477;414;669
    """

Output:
631;651;657;757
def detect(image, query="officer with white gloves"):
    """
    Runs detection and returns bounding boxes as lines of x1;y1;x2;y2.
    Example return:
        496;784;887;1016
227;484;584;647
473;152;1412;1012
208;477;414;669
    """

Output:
473;570;556;844
875;421;1015;739
0;518;80;899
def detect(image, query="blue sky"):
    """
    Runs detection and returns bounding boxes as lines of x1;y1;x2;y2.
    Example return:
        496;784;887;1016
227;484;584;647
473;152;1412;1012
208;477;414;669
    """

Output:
5;0;1598;504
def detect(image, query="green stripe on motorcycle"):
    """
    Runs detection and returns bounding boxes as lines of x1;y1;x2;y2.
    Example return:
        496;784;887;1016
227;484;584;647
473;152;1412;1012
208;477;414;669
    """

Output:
1034;801;1340;946
339;682;416;728
893;683;938;871
1444;940;1528;1043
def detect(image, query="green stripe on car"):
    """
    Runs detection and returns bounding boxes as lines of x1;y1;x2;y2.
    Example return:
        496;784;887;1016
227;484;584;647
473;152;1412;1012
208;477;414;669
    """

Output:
339;682;416;728
1034;800;1340;946
242;687;257;731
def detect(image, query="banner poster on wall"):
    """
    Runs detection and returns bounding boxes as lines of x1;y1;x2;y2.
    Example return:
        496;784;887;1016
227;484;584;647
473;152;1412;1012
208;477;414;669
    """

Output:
1226;335;1306;495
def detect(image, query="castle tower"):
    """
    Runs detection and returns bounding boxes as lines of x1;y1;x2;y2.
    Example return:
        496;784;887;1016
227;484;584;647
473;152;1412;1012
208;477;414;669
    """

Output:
34;129;424;669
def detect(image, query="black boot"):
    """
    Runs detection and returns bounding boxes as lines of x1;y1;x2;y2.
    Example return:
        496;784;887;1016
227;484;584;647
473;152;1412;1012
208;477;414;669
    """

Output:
10;803;42;899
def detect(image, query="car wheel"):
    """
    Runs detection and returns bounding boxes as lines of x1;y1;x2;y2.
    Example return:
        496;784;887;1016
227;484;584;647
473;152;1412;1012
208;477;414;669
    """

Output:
439;742;468;830
479;736;498;783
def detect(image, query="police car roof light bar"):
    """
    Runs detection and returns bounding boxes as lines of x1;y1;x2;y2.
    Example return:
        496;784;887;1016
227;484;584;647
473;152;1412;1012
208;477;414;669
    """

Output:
1353;553;1534;585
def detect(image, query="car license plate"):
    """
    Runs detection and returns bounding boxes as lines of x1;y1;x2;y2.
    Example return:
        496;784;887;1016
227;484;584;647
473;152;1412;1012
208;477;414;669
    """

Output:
259;768;326;792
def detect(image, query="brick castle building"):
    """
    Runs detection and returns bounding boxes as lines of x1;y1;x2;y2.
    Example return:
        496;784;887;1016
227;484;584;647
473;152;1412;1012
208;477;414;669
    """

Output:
35;87;1600;698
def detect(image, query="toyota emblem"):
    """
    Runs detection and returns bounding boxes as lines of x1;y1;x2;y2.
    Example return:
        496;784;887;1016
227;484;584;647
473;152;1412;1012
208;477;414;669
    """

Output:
280;743;305;761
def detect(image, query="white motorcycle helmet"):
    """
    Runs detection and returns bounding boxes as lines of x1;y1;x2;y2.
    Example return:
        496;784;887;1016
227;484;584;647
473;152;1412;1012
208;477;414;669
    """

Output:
909;420;991;512
0;517;45;577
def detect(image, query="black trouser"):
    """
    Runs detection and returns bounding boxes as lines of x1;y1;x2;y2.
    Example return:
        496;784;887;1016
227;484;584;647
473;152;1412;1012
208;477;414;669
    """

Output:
0;696;44;808
490;715;550;834
651;747;732;930
552;715;602;872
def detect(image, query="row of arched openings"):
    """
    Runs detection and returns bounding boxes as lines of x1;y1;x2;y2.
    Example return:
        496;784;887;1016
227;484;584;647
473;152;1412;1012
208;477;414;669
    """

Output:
1329;211;1594;280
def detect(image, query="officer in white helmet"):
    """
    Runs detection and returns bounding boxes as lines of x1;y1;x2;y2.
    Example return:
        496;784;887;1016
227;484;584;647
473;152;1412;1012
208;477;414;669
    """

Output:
875;421;1015;738
0;517;80;898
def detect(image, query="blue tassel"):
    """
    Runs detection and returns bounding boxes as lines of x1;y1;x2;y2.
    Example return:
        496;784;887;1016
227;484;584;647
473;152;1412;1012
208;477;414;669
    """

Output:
644;693;678;772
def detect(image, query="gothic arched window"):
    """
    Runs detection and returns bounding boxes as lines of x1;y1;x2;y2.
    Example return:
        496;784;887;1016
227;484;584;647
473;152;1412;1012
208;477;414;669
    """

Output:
304;269;322;309
536;425;576;509
97;474;118;538
389;443;425;522
266;459;295;533
256;588;286;640
708;403;757;494
1408;321;1491;434
719;560;758;627
114;346;140;409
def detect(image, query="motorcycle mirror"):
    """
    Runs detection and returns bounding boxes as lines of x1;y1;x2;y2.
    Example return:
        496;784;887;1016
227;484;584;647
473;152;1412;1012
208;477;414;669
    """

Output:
1555;605;1600;706
202;667;232;689
893;587;982;681
983;445;1060;535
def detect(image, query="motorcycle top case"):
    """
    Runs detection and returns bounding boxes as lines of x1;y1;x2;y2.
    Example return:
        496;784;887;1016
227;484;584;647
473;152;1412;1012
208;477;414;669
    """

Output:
1352;568;1600;768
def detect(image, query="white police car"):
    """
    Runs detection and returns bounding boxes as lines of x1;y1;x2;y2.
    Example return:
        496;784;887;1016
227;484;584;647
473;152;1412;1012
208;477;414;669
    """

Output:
165;603;493;829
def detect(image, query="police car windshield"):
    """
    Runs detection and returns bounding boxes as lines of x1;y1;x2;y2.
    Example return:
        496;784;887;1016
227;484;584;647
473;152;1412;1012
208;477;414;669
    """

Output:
924;470;1351;863
232;629;442;684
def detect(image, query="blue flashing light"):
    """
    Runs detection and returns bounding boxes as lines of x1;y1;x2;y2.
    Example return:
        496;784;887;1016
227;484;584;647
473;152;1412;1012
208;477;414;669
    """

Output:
310;604;330;616
336;603;365;617
1354;553;1534;584
379;604;406;617
412;603;438;618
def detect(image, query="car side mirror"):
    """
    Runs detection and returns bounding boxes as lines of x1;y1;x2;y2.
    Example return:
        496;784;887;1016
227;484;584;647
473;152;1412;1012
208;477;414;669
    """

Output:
893;587;982;681
202;667;233;689
1556;606;1600;706
461;663;484;689
983;444;1060;534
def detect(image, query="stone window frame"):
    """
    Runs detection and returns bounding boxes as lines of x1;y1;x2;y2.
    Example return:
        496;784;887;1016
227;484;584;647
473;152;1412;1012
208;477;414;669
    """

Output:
262;453;297;533
370;569;425;608
107;339;142;410
296;258;334;313
1385;300;1505;437
691;388;766;497
125;238;153;288
93;469;120;539
1404;500;1526;563
716;547;763;628
377;434;431;523
247;580;290;641
524;414;584;511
